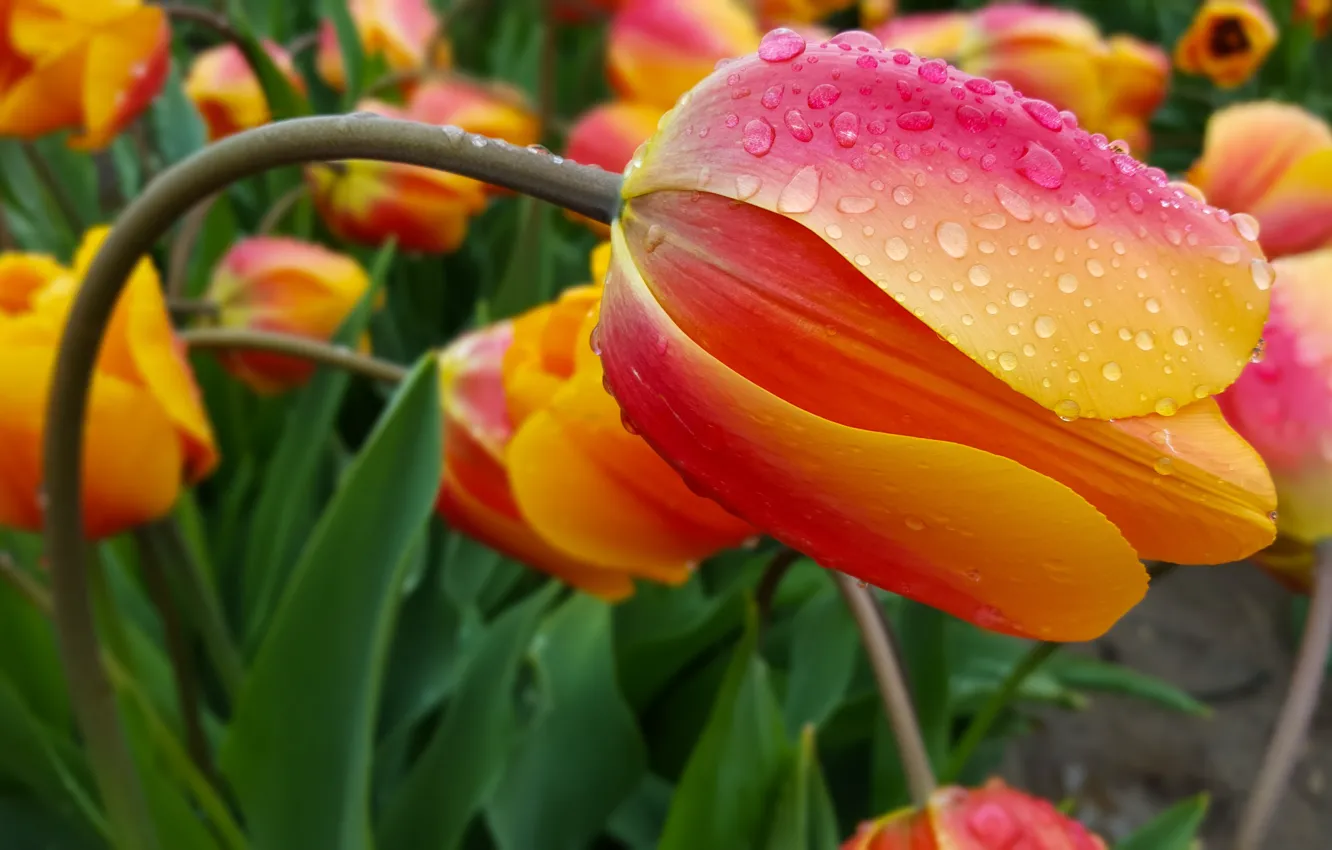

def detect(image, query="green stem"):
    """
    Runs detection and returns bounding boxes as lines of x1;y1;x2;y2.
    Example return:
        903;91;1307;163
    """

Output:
166;194;217;299
943;641;1060;784
832;572;936;806
21;142;84;235
181;327;409;384
257;183;307;234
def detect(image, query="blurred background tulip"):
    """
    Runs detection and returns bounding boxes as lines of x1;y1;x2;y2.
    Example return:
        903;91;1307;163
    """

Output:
566;101;662;176
1189;102;1332;260
843;780;1107;849
757;0;858;27
0;0;169;148
185;41;306;141
203;237;373;394
1297;0;1332;35
437;255;753;600
1173;0;1277;88
0;229;216;538
598;33;1277;640
315;0;445;92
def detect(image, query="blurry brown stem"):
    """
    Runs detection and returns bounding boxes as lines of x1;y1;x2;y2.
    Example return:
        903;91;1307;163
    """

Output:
167;194;218;298
755;548;799;628
1235;544;1332;850
286;30;318;57
22;143;84;234
258;184;308;234
181;327;409;383
167;298;220;319
0;553;52;613
155;2;242;42
833;572;936;806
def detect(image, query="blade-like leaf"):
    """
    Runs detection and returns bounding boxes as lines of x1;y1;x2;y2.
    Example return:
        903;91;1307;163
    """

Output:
1046;655;1209;716
149;64;207;166
783;587;859;731
763;726;839;850
1114;794;1209;850
321;0;365;103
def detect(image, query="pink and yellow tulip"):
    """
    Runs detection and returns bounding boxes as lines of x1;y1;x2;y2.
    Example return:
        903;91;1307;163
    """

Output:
185;41;306;141
566;101;663;181
843;780;1106;849
1173;0;1277;88
204;237;372;395
437;249;753;600
0;230;216;538
315;0;444;92
1189;102;1332;260
0;0;170;149
597;31;1276;640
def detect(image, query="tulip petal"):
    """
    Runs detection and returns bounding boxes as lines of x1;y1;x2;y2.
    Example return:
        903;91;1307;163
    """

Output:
602;221;1146;641
928;781;1107;850
0;252;65;315
566;101;663;176
625;38;1269;421
0;38;83;139
621;191;1274;567
1247;149;1332;259
74;6;169;149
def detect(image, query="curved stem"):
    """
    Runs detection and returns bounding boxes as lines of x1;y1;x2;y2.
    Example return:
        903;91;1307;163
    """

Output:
182;327;409;383
154;2;242;43
755;547;799;630
257;184;308;234
42;116;621;850
943;640;1060;784
832;573;936;806
166;194;218;299
1235;544;1332;850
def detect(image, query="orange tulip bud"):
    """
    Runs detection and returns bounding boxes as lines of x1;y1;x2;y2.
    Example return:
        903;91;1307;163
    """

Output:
0;0;170;149
315;0;444;91
204;237;373;394
757;0;858;26
844;781;1107;849
608;0;760;108
0;252;65;315
1189;102;1332;260
0;229;216;538
185;41;306;141
597;32;1276;640
437;255;753;600
1173;0;1277;88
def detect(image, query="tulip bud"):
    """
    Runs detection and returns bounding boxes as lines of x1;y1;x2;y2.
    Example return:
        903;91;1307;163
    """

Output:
597;31;1276;640
1173;0;1277;88
1297;0;1331;35
567;102;664;176
875;12;969;58
0;230;216;538
756;0;858;26
316;0;445;91
437;258;753;600
1096;36;1169;156
1189;102;1332;260
185;41;306;140
204;237;373;394
844;781;1107;849
0;0;169;149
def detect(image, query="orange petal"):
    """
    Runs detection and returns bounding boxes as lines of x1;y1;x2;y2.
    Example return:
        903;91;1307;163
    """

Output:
0;39;83;139
185;40;301;140
73;5;169;149
1098;35;1169;123
602;220;1146;641
625;35;1270;421
874;12;970;58
1245;149;1332;259
0;252;65;315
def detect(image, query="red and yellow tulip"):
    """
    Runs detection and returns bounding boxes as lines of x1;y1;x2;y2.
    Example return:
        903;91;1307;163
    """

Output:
1189;102;1332;261
185;40;305;141
843;780;1106;849
597;32;1276;640
437;247;753;600
0;0;170;149
204;237;372;395
307;77;539;253
566;101;663;177
1173;0;1277;88
1297;0;1331;35
315;0;444;92
0;229;216;538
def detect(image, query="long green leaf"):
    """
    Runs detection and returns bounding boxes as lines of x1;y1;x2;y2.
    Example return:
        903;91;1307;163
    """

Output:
321;0;366;103
763;726;839;850
220;356;443;850
1115;794;1209;850
149;64;207;166
784;587;860;731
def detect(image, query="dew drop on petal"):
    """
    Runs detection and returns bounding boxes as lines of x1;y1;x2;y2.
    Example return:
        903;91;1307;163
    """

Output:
897;111;935;131
918;59;948;84
1015;142;1065;189
886;236;909;261
1251;259;1275;291
1008;289;1030;307
995;184;1034;221
761;84;785;109
1034;315;1057;338
1155;397;1178;416
1145;297;1161;314
956;104;988;133
1085;258;1105;277
742;118;775;156
893;185;914;206
1233;212;1261;241
973;213;1006;230
825;224;843;239
905;516;926;530
928;285;946;302
759;28;807;62
1135;330;1155;351
832;111;860;147
1021;98;1063;131
964;78;996;95
1057;273;1078;294
998;351;1019;371
1054;399;1081;421
968;264;991;287
936;220;969;258
1211;245;1241;265
1171;326;1192;346
777;165;820;214
1127;191;1145;213
837;195;876;214
735;174;762;199
808;83;841;109
1061;193;1097;229
1102;361;1122;381
784;108;814;142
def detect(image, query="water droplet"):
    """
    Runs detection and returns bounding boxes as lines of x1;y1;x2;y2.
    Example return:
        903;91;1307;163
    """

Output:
947;167;969;184
964;78;996;95
968;264;991;287
1118;327;1133;341
1251;337;1267;363
784;108;814;142
1054;398;1081;420
1085;258;1105;277
904;516;926;531
936;221;969;258
808;83;841;109
893;185;914;206
972;213;1006;230
644;224;666;253
724;113;739;129
826;111;860;148
885;236;909;261
1251;259;1275;291
735;174;762;199
1135;330;1155;351
857;54;879;69
742;118;775;156
777;165;820;213
891;50;912;65
994;185;1034;221
1056;273;1078;294
1015;142;1065;189
1008;289;1030;308
998;351;1019;371
1170;326;1192;347
1211;245;1241;265
903;215;917;229
928;285;946;302
1006;323;1020;336
897;110;935;131
1102;361;1122;381
836;195;876;214
955;104;987;133
1033;315;1057;338
1087;320;1102;334
1164;226;1183;246
918;59;948;84
1154;397;1178;416
1021;98;1063;131
1233;212;1260;241
1026;234;1044;251
761;84;785;109
1062;193;1097;229
759;28;807;62
1154;456;1174;475
980;153;997;171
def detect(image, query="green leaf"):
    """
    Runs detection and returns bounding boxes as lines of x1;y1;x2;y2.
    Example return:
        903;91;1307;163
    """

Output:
0;562;69;730
1046;654;1209;717
659;606;791;850
607;775;674;850
377;586;555;850
1114;794;1209;850
487;595;648;850
0;677;96;832
899;600;950;768
0;795;100;850
224;0;310;121
220;356;443;850
150;64;208;166
322;0;366;104
242;242;396;645
486;197;555;320
783;587;859;731
763;726;839;850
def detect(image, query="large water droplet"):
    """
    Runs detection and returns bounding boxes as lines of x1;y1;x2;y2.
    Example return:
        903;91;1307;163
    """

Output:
994;184;1034;221
1054;399;1081;420
904;516;926;530
1021;98;1063;131
829;30;883;50
1154;456;1174;475
1062;193;1097;229
1171;326;1192;346
1154;397;1178;416
893;185;914;206
644;224;666;253
735;174;762;199
759;28;807;62
832;111;859;147
972;213;1007;230
897;110;935;131
1251;259;1275;291
1211;245;1242;265
928;285;946;302
1135;329;1155;351
965;78;996;95
968;264;991;287
1057;272;1078;294
1085;258;1105;277
918;59;948;84
998;351;1019;371
777;165;821;214
1015;142;1065;189
837;195;876;214
1232;212;1261;241
885;236;909;261
1034;315;1057;338
807;84;840;109
956;104;988;133
1008;289;1030;307
742;118;775;156
784;108;814;142
1102;361;1122;381
936;221;969;258
761;84;785;109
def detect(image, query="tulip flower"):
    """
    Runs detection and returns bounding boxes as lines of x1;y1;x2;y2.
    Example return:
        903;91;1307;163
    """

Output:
1189;102;1332;260
315;0;444;92
185;41;306;141
757;0;857;26
876;12;968;59
1297;0;1331;35
0;0;170;149
204;237;373;394
1218;248;1332;592
307;78;538;253
843;780;1106;849
1173;0;1277;88
596;31;1277;640
1096;36;1169;156
860;0;895;29
0;252;65;315
0;229;216;538
553;0;623;22
608;0;761;108
437;259;754;600
566;101;663;182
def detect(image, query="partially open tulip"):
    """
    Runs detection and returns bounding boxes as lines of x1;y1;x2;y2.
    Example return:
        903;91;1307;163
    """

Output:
597;31;1277;640
608;0;761;108
0;0;170;149
843;780;1106;849
1173;0;1277;88
204;237;372;394
1219;249;1332;592
0;229;216;538
185;41;305;141
307;78;537;253
0;252;64;315
437;256;753;600
1189;102;1332;260
315;0;443;92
